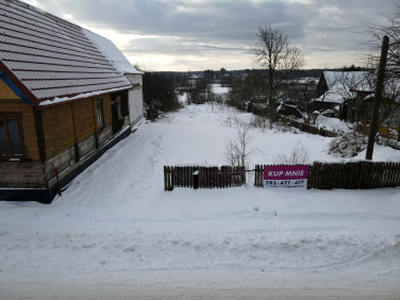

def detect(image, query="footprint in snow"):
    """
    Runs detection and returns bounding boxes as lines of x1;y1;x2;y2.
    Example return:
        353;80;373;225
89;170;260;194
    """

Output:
123;246;135;253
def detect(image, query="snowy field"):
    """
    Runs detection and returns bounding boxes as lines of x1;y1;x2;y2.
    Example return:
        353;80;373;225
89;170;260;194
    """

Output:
1;103;400;299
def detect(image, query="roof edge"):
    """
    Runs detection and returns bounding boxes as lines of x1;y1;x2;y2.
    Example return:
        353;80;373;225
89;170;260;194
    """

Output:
0;61;38;106
38;85;132;108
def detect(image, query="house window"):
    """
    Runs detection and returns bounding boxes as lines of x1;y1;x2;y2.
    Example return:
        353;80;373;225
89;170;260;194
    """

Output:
96;99;104;129
0;114;26;159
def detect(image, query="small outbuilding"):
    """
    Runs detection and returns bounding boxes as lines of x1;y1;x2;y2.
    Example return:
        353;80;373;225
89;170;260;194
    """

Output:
0;0;143;203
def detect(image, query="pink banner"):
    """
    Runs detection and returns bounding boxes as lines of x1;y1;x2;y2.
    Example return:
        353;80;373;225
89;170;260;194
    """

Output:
264;165;309;180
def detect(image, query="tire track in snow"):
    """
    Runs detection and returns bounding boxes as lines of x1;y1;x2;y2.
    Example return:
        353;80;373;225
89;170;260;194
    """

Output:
1;230;399;281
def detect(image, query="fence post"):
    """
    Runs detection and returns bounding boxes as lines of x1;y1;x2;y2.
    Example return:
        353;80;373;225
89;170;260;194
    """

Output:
254;165;264;187
241;166;246;186
164;166;174;191
193;168;199;189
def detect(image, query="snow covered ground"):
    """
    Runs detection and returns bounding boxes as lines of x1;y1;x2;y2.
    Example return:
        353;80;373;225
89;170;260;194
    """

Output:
314;114;350;133
1;103;400;299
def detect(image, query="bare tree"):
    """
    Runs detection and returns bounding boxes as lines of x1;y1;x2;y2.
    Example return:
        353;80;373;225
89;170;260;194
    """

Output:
367;4;400;73
224;120;257;169
251;26;304;125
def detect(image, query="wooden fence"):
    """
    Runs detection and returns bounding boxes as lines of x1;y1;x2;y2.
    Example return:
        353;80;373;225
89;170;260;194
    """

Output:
278;115;338;138
164;166;245;191
255;161;400;189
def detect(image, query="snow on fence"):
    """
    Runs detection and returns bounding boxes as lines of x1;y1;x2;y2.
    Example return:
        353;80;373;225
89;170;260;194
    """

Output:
164;166;246;191
255;162;400;189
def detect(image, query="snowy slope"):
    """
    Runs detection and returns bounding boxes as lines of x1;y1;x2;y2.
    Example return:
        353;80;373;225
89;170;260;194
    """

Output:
1;103;400;297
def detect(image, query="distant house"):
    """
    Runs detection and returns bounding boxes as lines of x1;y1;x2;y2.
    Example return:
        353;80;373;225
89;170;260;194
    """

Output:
313;71;370;117
313;70;400;139
0;0;143;203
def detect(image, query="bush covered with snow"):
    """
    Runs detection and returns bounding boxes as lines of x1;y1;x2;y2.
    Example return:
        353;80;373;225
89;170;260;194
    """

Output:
329;131;367;158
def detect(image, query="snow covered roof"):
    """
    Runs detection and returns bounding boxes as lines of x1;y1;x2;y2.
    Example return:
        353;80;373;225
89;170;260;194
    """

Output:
323;71;368;89
84;29;143;75
0;0;132;107
314;71;372;104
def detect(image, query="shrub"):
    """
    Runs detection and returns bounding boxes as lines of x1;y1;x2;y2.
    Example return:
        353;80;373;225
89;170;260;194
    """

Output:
274;147;309;164
329;131;367;158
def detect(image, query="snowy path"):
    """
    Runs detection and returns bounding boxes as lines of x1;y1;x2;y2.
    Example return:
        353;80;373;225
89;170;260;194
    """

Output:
1;104;400;298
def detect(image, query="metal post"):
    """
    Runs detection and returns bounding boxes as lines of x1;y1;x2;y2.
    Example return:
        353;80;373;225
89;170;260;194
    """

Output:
366;35;389;160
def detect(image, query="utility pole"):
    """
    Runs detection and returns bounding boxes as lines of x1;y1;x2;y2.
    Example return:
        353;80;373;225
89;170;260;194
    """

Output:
366;35;389;160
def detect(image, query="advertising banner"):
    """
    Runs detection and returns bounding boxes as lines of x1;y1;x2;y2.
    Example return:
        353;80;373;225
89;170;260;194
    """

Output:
264;165;309;188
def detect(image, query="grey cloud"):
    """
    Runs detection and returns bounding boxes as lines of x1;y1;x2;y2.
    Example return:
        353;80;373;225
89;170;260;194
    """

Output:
36;0;302;41
30;0;398;69
122;35;250;58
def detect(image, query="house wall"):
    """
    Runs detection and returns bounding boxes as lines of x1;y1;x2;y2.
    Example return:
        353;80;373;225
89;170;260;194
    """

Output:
41;102;75;159
1;87;132;201
0;78;20;100
0;79;44;189
0;161;46;188
126;74;144;125
72;99;96;142
0;79;40;161
40;95;114;183
41;95;113;158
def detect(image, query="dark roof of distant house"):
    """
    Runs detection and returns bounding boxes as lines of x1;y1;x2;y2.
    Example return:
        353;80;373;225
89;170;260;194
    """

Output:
0;0;132;107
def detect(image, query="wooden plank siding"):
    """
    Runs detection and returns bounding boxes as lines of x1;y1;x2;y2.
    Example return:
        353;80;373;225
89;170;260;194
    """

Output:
0;79;20;100
40;95;113;159
41;103;75;159
72;100;96;141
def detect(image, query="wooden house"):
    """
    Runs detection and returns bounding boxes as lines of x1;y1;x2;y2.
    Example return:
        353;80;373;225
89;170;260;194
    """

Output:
313;71;400;139
350;91;400;140
313;71;370;116
0;0;141;203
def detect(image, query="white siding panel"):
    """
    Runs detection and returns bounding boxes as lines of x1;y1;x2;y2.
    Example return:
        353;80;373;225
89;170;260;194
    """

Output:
128;87;144;124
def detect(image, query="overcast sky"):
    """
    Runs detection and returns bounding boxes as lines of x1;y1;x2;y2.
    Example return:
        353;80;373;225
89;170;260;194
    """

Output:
24;0;397;71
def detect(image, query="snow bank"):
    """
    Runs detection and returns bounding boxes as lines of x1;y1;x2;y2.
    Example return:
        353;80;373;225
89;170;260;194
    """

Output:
1;103;400;294
211;83;230;95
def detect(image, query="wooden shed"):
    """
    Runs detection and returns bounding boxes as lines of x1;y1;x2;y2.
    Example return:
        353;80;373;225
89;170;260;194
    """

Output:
0;0;138;203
